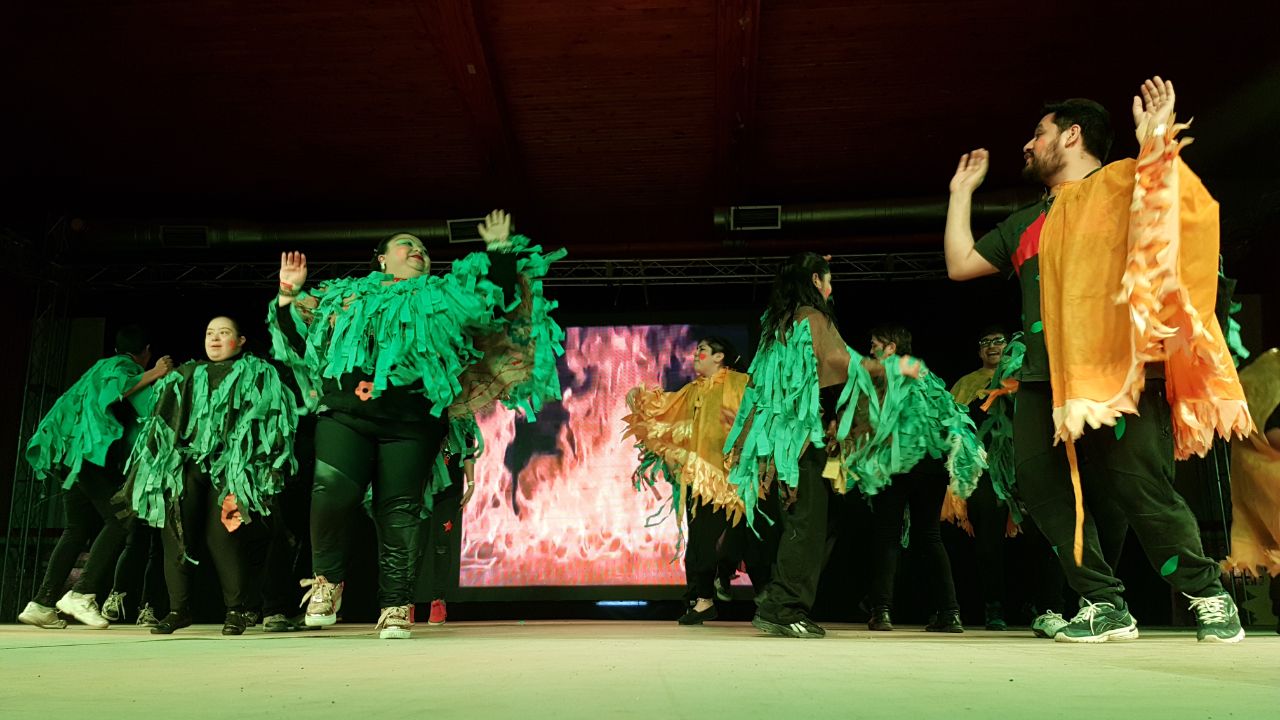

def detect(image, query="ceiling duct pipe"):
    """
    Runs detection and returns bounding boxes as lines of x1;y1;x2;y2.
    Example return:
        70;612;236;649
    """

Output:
713;191;1037;235
67;218;483;255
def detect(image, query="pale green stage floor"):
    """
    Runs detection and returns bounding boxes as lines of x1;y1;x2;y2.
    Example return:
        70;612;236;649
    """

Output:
2;621;1278;720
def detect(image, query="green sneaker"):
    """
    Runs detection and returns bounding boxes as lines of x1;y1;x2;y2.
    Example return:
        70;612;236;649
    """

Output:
1054;601;1138;643
1030;611;1068;639
1185;592;1245;644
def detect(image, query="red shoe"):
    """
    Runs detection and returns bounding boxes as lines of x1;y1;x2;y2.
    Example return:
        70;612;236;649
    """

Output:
428;599;447;626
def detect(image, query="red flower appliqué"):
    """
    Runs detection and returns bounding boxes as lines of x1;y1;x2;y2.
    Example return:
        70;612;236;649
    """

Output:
354;381;374;402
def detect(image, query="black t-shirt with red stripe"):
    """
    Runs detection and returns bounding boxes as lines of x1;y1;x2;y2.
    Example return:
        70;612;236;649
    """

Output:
974;198;1052;382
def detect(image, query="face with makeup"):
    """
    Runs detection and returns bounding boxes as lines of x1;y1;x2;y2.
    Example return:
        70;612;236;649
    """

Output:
692;341;725;378
204;316;246;362
379;233;430;279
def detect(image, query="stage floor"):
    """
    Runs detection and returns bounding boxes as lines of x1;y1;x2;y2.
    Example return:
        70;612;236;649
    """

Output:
3;620;1278;719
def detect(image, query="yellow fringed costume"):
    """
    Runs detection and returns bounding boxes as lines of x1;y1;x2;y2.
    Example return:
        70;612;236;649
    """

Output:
624;368;750;525
1223;348;1280;577
1039;121;1255;564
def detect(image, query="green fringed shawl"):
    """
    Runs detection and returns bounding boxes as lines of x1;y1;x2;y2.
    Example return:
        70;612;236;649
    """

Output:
844;358;987;500
723;318;878;521
976;336;1025;510
632;447;681;529
267;234;565;421
126;355;299;529
25;355;151;489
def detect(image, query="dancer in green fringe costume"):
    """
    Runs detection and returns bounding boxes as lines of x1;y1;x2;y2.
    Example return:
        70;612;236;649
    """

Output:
860;323;984;635
725;253;922;639
18;325;173;630
125;316;299;636
270;209;565;640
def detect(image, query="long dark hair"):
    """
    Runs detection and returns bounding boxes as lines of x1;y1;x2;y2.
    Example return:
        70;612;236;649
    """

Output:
760;252;835;346
699;335;743;371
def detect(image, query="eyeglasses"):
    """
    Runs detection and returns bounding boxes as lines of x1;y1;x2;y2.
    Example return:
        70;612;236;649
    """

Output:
978;337;1007;348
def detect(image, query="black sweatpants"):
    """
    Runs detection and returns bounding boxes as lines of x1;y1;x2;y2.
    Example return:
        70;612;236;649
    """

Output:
1013;381;1223;608
418;463;463;602
756;444;832;624
111;523;165;614
310;412;446;608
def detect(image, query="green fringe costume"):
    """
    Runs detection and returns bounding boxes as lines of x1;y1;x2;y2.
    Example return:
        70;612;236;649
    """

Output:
724;317;987;524
267;234;565;421
125;354;299;531
844;356;988;501
25;355;154;489
975;335;1025;513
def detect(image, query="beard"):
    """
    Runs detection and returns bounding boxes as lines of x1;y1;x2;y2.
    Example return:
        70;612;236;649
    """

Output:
1021;143;1066;184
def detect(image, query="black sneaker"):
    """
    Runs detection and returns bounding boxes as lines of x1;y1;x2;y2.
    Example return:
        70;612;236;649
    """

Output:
677;605;718;625
1054;601;1138;643
714;577;733;603
752;614;825;639
1185;592;1245;644
222;610;250;636
926;610;964;634
151;611;194;635
984;602;1007;631
867;607;893;631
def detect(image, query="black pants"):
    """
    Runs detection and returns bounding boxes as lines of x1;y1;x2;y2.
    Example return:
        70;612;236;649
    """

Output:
311;412;445;608
867;461;959;613
967;476;1008;607
756;444;832;624
719;505;778;595
1013;381;1223;607
111;522;165;613
34;463;131;606
160;466;251;612
683;501;736;601
246;415;315;617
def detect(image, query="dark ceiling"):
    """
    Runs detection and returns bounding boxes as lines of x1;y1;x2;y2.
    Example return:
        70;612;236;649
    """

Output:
3;0;1279;259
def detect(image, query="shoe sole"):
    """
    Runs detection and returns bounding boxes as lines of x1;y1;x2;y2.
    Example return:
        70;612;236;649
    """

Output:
1055;626;1140;643
379;627;411;639
427;620;446;626
1032;627;1065;639
1199;628;1245;644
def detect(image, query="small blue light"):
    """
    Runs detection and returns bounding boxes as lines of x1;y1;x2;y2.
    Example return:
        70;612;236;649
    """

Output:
595;600;648;607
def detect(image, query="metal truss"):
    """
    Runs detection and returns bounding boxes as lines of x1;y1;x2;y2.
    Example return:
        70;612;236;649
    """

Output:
1;223;73;621
75;252;948;290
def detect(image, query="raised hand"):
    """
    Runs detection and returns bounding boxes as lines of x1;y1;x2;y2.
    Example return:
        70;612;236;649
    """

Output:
1132;75;1176;141
949;149;989;195
477;209;513;249
154;355;175;375
279;251;308;295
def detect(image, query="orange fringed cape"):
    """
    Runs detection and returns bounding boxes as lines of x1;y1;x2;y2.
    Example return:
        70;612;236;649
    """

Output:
1223;348;1280;577
623;368;750;524
1039;122;1255;564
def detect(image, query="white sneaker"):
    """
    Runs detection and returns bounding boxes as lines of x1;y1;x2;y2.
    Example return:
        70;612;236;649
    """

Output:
101;591;127;622
56;591;109;629
376;605;412;640
1031;611;1069;639
18;601;67;629
136;603;160;627
300;576;343;627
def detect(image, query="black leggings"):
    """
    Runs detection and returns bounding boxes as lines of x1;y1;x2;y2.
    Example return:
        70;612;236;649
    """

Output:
867;462;959;613
111;523;165;614
34;463;131;606
310;412;446;608
160;466;251;612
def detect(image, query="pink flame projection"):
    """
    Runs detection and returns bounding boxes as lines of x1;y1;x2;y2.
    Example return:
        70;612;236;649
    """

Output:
461;324;708;587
